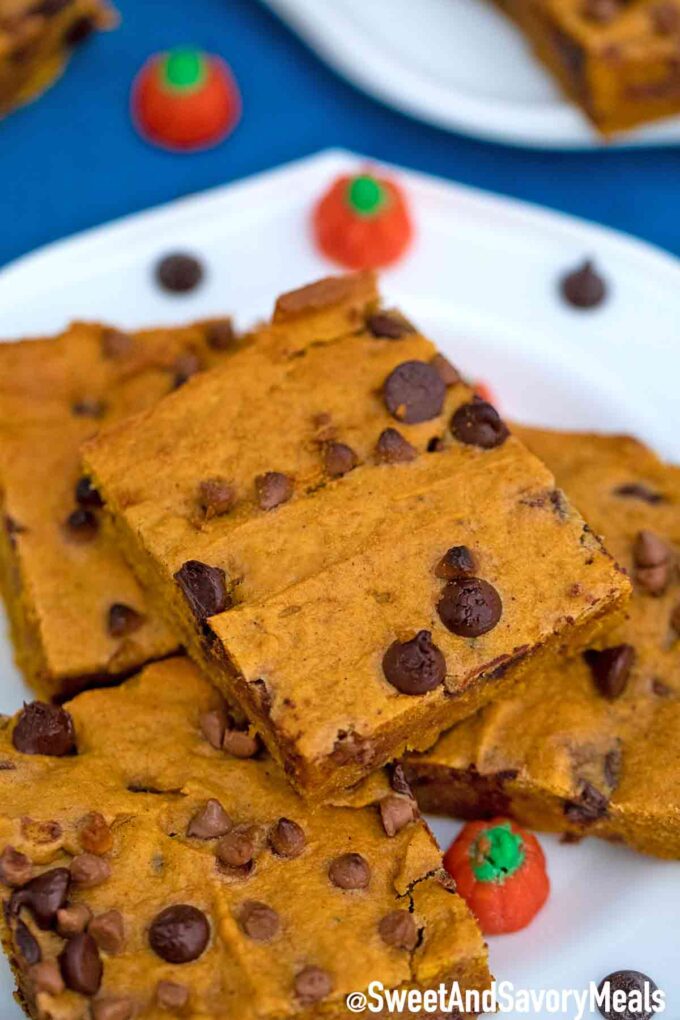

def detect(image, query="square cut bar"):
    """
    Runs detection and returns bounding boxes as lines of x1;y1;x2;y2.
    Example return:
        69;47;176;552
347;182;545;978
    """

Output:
83;272;631;799
0;317;239;700
0;657;491;1020
405;428;680;859
0;0;117;118
489;0;680;135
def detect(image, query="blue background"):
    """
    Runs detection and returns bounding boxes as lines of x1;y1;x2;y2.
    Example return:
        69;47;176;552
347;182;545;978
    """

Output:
2;0;679;269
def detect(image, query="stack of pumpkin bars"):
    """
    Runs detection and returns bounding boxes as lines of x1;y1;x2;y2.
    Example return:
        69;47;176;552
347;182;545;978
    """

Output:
0;271;677;1020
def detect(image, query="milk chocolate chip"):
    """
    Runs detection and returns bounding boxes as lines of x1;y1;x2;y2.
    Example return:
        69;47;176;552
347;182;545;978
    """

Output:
328;852;370;890
584;645;635;700
13;703;75;757
375;428;417;464
59;932;102;995
239;900;279;941
255;471;294;510
187;799;232;839
379;910;418;950
269;818;306;858
323;442;358;478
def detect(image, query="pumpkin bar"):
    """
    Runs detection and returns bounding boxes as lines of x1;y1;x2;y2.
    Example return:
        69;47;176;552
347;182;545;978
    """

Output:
0;0;117;118
83;273;630;799
490;0;680;135
0;316;239;701
0;657;491;1020
405;428;680;859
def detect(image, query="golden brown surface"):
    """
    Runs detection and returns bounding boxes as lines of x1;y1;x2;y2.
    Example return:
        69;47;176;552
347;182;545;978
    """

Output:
83;274;630;799
492;0;680;134
0;0;116;117
0;657;490;1020
405;428;680;859
0;317;239;700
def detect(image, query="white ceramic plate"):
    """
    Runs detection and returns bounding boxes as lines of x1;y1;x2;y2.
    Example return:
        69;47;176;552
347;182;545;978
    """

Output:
0;150;677;1018
263;0;680;149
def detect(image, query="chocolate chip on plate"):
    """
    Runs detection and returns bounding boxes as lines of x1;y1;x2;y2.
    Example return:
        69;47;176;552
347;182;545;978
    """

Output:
174;560;229;620
560;259;607;309
294;965;333;1004
59;932;102;995
107;603;145;638
584;644;635;699
435;545;477;580
269;818;306;858
383;360;446;424
187;799;232;840
255;471;294;510
450;400;509;449
379;910;418;950
198;477;236;518
64;508;99;543
239;900;280;941
375;428;417;464
323;441;358;478
596;970;660;1020
366;311;415;339
437;578;503;637
155;253;204;294
148;904;210;963
382;631;446;695
10;867;70;929
12;703;75;757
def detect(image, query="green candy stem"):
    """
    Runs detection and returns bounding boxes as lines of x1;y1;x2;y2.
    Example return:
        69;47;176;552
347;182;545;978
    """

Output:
470;823;525;883
347;174;388;218
162;48;207;94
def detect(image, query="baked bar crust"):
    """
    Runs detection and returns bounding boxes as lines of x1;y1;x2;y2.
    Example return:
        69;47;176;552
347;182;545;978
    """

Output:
405;428;680;859
83;273;630;799
0;657;491;1019
0;317;239;700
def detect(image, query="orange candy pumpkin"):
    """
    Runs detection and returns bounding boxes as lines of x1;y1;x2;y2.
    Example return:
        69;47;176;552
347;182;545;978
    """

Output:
313;172;413;270
443;818;549;935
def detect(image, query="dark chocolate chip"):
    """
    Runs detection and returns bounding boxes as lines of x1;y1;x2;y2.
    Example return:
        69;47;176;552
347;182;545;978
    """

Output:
206;319;236;350
437;578;503;637
15;919;41;965
148;905;210;963
239;901;279;941
596;970;659;1020
107;603;144;638
64;15;95;45
9;868;70;929
375;428;417;464
71;398;106;419
328;853;370;890
75;476;103;509
430;353;460;387
100;328;134;359
435;545;476;580
198;477;236;517
64;508;98;543
379;910;418;950
269;818;306;858
383;361;446;424
59;932;102;995
388;763;414;797
449;399;509;449
584;645;635;700
12;703;75;757
323;442;358;478
560;259;607;309
426;436;444;452
155;254;204;294
174;560;229;620
382;631;446;695
294;965;332;1004
255;472;294;510
366;311;415;339
613;483;664;505
564;781;609;824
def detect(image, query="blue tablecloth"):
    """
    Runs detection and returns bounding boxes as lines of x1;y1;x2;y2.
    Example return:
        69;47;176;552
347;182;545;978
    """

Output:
2;0;679;269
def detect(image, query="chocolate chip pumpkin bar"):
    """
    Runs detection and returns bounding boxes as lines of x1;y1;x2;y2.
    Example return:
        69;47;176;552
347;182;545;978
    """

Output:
82;272;630;799
0;0;117;118
0;657;491;1020
0;317;239;700
490;0;680;134
405;428;680;859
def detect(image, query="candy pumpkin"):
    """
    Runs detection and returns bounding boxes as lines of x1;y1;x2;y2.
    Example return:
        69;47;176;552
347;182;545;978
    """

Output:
443;818;549;935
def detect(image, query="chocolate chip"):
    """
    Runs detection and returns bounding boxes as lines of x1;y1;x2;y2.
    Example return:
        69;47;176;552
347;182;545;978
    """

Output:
101;328;134;359
70;853;111;888
269;818;306;858
199;708;226;749
613;483;664;504
651;1;679;33
379;910;418;950
78;812;112;855
323;441;358;478
148;905;209;963
107;603;144;639
12;703;75;757
382;631;446;695
156;254;204;294
367;311;415;339
328;852;370;890
174;560;229;620
88;910;124;954
255;471;294;510
64;508;98;542
379;794;418;837
635;564;670;596
295;965;333;1004
0;847;33;887
604;747;622;789
173;351;203;389
15;920;41;965
560;259;607;309
91;998;135;1020
582;0;620;22
438;577;503;637
206;319;236;350
388;763;413;797
65;15;95;45
239;900;279;941
56;903;92;937
222;728;260;759
426;436;444;452
72;397;107;419
75;476;103;509
331;730;377;766
59;932;102;995
375;428;417;464
10;868;70;931
450;399;509;449
216;828;255;868
584;645;635;699
564;781;609;824
634;530;669;567
29;960;64;996
198;477;236;518
156;981;189;1011
435;545;476;580
188;799;232;839
428;353;459;388
383;361;446;424
596;970;659;1020
4;515;26;549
